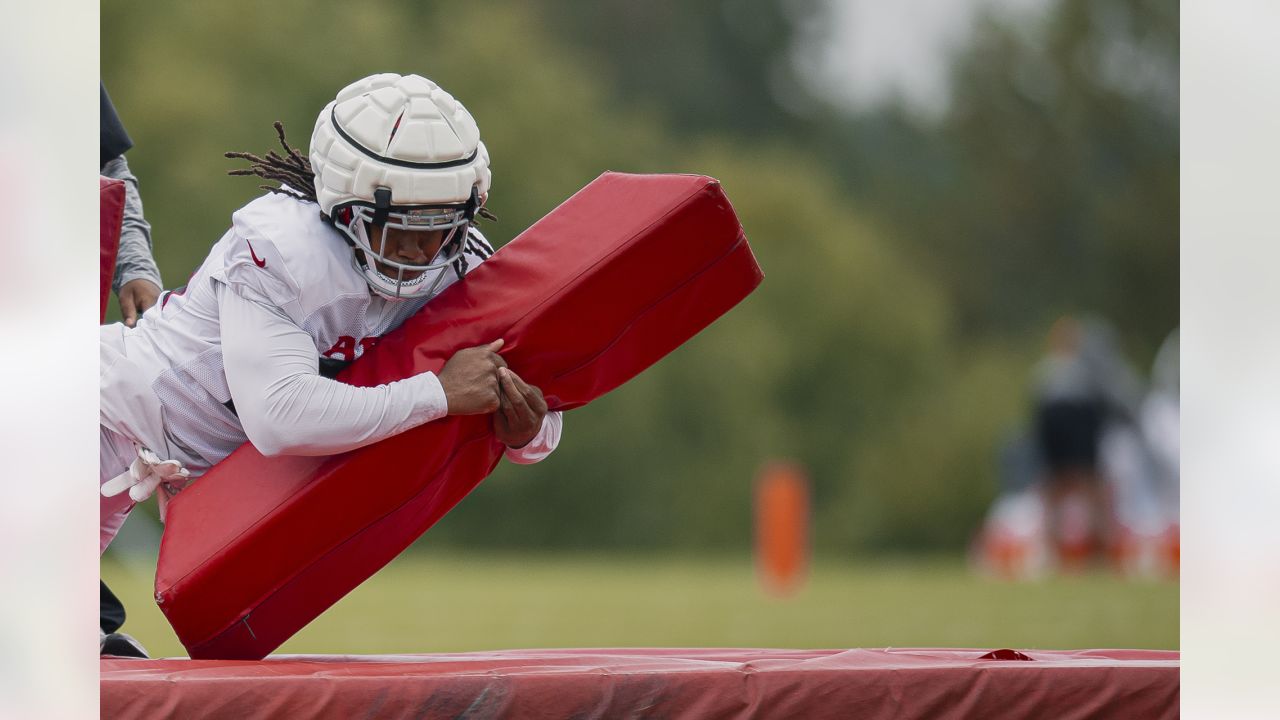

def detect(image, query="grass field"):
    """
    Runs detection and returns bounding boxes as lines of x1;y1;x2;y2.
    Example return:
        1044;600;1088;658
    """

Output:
101;551;1178;659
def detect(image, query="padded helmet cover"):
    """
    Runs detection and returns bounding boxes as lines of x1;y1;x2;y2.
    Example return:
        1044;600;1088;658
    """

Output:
308;73;491;299
310;73;490;214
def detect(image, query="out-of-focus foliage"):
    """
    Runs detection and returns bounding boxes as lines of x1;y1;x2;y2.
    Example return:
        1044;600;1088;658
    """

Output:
540;0;821;136
801;0;1178;357
544;0;1177;357
102;0;1175;554
941;0;1178;346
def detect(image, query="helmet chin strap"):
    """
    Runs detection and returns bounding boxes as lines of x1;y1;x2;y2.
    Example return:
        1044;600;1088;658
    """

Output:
465;186;480;221
372;187;393;227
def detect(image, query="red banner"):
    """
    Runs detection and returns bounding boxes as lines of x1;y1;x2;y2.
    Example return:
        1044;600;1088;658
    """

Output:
100;177;125;321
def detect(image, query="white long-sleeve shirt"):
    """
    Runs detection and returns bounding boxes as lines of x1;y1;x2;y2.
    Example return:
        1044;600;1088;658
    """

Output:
100;190;560;474
219;286;560;462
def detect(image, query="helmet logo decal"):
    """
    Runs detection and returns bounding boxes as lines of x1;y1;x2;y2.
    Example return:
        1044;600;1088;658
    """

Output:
246;239;268;268
387;109;405;148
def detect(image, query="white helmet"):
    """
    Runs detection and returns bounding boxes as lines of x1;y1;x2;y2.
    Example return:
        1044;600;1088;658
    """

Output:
309;73;491;300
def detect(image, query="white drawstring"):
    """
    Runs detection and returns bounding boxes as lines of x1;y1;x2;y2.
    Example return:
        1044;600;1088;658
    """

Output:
101;445;191;504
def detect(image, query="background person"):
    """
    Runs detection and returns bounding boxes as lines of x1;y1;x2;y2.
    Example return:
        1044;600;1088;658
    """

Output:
101;82;163;327
100;80;166;657
1030;315;1142;566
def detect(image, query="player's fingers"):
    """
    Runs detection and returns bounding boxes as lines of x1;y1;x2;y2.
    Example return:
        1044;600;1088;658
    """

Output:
498;368;528;422
503;368;527;391
507;371;548;413
505;368;532;396
501;368;530;407
489;352;508;370
528;390;548;414
120;292;138;328
485;338;504;353
488;373;504;412
493;369;507;407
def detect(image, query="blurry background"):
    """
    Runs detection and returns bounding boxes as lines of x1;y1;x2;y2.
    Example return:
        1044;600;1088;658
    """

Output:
101;0;1178;656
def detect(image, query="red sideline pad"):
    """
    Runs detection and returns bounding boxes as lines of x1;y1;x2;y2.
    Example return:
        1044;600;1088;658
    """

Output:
101;648;1180;719
101;176;125;321
156;173;763;659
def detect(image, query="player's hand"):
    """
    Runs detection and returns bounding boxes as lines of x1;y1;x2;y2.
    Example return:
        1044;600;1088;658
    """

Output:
438;339;508;415
493;367;549;448
119;278;162;327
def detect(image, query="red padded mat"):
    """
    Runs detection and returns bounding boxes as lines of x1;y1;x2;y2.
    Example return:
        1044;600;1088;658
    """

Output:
100;176;125;321
155;173;763;659
101;648;1180;719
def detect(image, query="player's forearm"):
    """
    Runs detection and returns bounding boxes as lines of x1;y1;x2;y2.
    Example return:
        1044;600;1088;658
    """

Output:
102;155;163;293
245;370;447;456
220;286;447;456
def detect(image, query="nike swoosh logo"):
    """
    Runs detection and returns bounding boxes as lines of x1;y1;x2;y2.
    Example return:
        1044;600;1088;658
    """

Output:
246;239;267;268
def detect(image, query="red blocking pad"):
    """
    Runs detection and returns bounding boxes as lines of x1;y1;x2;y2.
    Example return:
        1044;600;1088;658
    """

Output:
101;176;125;321
155;173;764;659
101;648;1180;719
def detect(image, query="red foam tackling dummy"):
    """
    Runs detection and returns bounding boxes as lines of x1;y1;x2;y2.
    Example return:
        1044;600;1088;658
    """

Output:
101;176;125;321
156;173;763;659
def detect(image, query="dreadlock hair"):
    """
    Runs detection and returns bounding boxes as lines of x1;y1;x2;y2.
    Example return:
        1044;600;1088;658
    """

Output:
225;120;499;223
225;121;317;204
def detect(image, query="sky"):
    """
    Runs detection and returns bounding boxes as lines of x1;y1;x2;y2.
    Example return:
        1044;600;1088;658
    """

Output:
794;0;1053;116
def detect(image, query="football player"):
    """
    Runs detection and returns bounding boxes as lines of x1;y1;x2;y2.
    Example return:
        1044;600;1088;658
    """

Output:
100;72;562;557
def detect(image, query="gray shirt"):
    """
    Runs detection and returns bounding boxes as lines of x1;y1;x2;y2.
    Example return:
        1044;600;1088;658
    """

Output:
101;154;163;293
1032;319;1143;422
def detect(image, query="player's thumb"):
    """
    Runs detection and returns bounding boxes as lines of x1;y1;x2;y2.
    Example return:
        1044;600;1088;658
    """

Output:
121;297;138;328
486;338;505;353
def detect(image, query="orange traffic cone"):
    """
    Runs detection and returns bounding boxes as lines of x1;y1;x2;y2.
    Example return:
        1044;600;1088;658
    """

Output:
755;461;810;597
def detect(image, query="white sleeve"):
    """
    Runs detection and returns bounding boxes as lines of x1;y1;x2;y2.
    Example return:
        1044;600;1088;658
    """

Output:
219;285;449;457
504;411;563;465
